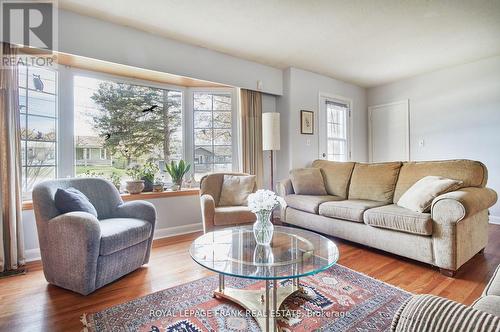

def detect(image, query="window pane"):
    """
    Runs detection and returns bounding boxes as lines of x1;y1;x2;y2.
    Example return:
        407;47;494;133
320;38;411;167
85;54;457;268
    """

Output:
25;141;56;166
193;93;212;110
194;146;213;165
194;111;212;128
214;164;232;172
18;65;27;88
26;115;56;141
213;94;231;110
214;129;231;145
27;90;56;117
25;166;56;193
19;88;27;113
194;129;213;145
213;111;231;128
28;66;56;94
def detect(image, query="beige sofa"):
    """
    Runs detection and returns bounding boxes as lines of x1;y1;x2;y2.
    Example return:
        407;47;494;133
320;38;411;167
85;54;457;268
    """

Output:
391;264;500;331
277;159;498;276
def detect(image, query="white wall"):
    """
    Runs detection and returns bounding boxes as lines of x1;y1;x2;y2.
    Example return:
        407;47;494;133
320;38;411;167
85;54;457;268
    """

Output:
23;195;203;261
276;67;368;180
367;56;500;219
58;10;283;96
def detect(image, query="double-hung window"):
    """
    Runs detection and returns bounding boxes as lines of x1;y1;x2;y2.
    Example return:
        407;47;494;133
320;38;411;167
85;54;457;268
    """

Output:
326;100;349;161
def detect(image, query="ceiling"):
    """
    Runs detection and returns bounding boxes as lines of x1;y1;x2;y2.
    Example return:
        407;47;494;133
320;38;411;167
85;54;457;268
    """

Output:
59;0;500;88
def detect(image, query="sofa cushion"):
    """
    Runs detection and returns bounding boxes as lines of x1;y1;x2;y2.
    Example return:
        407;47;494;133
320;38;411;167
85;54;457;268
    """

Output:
285;194;342;214
348;162;402;203
472;295;500;317
218;175;256;206
393;159;488;203
290;168;327;195
482;265;500;296
364;204;432;236
214;206;256;226
312;160;355;198
99;218;152;255
319;199;387;223
397;176;462;213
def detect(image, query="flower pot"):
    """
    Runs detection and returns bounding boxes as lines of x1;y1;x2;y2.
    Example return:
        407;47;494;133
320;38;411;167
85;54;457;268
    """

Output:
252;210;274;245
171;184;180;191
126;180;145;194
153;183;164;192
142;177;154;192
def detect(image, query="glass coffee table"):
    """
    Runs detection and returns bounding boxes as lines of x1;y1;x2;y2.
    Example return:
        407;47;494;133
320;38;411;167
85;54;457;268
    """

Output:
189;225;339;332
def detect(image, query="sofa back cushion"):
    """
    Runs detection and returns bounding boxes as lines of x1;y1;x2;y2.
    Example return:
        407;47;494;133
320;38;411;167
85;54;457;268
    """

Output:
290;168;327;195
393;159;488;203
312;160;355;198
348;162;402;203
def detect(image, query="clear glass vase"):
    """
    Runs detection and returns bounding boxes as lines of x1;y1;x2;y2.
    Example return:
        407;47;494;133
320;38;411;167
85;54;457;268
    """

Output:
252;210;274;245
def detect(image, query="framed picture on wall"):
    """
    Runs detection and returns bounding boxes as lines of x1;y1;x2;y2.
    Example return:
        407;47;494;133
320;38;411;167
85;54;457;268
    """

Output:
300;110;314;134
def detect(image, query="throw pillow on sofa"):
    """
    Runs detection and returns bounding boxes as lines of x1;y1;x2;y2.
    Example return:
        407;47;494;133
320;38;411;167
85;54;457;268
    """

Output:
290;168;327;195
397;176;462;213
218;175;256;206
54;187;98;217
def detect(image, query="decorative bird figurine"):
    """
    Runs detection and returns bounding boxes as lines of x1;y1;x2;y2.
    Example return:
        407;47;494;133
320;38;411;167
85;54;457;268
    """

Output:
142;105;159;113
33;74;44;92
103;133;111;140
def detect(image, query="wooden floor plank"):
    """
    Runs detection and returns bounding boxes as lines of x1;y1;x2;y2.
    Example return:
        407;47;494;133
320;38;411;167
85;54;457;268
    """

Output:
1;225;499;332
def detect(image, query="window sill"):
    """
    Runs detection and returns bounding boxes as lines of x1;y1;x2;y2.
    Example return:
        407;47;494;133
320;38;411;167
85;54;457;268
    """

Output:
21;188;200;211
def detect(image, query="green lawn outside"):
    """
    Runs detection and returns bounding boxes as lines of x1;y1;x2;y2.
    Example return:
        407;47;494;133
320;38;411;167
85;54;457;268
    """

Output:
75;166;128;178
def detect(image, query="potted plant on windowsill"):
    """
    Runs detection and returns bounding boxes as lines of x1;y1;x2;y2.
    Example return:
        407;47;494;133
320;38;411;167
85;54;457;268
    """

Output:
126;164;145;194
165;160;191;191
141;161;159;192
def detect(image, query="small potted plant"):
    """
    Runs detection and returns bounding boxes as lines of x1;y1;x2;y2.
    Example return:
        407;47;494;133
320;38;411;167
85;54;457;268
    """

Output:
126;164;145;194
165;160;191;191
109;171;122;192
141;161;159;192
153;180;164;192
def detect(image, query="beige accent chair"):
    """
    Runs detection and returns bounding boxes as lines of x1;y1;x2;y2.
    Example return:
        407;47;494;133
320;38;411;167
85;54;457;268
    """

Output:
200;173;257;233
277;159;498;276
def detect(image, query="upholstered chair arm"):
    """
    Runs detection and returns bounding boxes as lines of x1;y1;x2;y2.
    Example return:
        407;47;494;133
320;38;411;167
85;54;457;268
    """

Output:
200;194;216;233
112;200;156;263
391;294;500;332
45;212;101;295
276;178;294;197
432;187;498;224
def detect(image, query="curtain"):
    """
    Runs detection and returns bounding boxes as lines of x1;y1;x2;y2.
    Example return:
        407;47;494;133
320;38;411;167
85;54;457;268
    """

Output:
240;89;264;188
0;43;25;274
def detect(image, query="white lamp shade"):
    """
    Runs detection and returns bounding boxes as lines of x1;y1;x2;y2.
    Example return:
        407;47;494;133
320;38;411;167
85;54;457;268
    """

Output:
262;112;280;151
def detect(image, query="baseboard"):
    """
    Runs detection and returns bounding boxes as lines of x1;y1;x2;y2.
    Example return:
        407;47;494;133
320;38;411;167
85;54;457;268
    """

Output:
24;222;203;263
490;215;500;225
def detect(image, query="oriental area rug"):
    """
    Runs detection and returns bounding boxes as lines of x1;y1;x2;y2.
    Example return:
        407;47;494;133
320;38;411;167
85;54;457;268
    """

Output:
81;265;411;331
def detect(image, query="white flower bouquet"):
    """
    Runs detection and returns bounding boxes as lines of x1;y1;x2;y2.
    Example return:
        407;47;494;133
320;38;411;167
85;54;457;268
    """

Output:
247;190;286;245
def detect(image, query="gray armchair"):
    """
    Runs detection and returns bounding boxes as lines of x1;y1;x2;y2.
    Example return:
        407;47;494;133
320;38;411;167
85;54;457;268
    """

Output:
32;178;156;295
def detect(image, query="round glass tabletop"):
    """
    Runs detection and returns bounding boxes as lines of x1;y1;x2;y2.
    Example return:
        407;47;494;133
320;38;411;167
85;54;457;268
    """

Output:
189;225;339;280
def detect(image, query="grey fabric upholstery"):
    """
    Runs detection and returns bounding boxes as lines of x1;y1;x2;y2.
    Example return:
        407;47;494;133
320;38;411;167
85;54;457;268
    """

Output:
319;199;386;223
364;204;433;236
284;194;342;214
473;296;500;317
32;178;156;295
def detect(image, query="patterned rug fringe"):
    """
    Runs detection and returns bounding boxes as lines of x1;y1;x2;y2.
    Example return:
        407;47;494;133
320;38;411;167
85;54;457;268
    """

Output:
80;313;89;332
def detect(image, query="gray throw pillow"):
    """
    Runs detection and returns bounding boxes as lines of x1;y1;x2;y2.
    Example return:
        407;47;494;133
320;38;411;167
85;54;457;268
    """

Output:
290;168;327;195
55;187;98;217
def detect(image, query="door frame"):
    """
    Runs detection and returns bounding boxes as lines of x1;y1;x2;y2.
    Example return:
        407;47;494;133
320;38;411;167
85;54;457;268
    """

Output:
318;92;353;161
368;99;410;162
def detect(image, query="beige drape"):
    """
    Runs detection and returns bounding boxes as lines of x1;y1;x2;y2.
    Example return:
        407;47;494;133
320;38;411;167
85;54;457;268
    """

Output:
0;43;25;273
240;89;264;188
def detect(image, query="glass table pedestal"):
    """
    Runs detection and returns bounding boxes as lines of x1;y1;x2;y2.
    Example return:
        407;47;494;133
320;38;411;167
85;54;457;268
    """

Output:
213;274;303;332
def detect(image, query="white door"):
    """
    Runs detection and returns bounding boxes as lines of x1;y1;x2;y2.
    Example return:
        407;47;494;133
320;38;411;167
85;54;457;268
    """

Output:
368;100;409;162
318;96;351;161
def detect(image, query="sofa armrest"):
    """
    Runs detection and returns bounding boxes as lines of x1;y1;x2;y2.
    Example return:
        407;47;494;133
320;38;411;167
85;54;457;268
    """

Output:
276;178;294;197
200;194;216;233
112;200;157;224
432;187;498;224
391;294;500;332
45;212;101;295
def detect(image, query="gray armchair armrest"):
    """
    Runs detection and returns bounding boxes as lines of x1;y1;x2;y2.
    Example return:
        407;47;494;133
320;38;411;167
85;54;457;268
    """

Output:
200;194;216;233
391;294;500;332
45;212;101;295
432;187;498;224
112;200;156;263
276;178;294;197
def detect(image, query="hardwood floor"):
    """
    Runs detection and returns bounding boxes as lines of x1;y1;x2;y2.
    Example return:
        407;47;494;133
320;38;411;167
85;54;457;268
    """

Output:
1;225;500;331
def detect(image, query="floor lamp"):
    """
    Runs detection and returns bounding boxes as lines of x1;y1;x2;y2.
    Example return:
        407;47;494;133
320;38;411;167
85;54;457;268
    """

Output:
262;112;280;191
